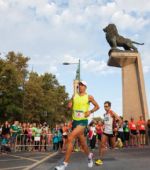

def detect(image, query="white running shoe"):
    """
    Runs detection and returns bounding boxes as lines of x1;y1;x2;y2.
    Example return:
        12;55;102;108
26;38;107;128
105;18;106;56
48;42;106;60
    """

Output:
55;163;66;170
88;153;93;168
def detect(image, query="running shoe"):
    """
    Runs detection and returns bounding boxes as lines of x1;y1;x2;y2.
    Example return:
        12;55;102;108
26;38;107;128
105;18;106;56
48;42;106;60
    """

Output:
55;163;66;170
88;153;93;168
95;159;103;165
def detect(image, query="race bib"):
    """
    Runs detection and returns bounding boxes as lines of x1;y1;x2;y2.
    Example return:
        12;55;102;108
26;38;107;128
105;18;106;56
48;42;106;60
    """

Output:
132;124;136;128
104;116;109;121
74;110;84;119
141;125;145;128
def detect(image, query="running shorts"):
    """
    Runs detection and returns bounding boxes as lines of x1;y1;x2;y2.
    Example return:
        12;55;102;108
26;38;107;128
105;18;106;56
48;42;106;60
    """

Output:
130;130;137;135
139;130;146;135
72;120;88;129
103;132;114;138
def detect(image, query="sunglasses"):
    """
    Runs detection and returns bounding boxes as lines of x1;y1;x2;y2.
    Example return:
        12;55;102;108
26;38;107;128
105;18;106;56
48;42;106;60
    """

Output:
104;105;109;108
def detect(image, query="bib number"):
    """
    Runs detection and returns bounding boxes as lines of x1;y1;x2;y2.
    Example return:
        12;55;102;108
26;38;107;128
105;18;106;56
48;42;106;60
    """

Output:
74;110;84;119
104;116;109;121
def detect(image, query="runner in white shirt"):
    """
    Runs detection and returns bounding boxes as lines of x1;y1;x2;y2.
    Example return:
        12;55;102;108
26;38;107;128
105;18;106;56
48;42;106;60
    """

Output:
95;101;121;166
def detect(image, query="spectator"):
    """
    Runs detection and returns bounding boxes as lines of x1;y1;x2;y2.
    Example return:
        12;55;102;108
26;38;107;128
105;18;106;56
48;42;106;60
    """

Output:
10;121;20;149
0;123;2;141
96;120;103;145
1;133;11;154
118;117;125;146
58;126;63;152
2;121;10;137
27;124;33;150
0;123;2;135
62;123;68;152
123;120;130;147
147;119;150;145
22;123;28;151
31;123;37;143
89;121;97;150
53;132;59;151
42;122;49;133
41;126;47;151
35;124;42;151
137;116;146;146
129;118;137;147
47;128;53;146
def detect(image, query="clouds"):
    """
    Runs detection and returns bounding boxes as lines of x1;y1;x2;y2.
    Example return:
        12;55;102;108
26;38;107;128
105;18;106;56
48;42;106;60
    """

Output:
0;0;149;116
143;66;150;74
114;0;150;14
0;0;150;76
62;54;79;63
111;11;149;31
82;59;115;74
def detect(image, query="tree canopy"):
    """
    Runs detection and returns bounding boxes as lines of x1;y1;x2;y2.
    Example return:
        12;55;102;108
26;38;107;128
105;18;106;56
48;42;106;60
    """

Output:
0;51;70;125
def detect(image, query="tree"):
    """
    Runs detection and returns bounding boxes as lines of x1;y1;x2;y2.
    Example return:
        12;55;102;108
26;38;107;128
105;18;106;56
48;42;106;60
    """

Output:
0;51;70;125
0;52;29;121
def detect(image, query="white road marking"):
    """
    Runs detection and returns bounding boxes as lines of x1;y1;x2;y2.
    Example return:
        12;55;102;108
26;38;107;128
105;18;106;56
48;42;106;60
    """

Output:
0;159;21;162
7;154;38;162
0;166;28;170
23;152;58;170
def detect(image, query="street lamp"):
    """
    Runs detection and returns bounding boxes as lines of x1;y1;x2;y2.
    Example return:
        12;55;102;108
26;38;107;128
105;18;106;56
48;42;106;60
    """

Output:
62;59;81;81
63;59;81;94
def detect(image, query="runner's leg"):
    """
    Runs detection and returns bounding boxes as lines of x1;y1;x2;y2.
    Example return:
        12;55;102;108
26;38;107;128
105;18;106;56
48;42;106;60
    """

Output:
64;125;85;163
78;133;89;155
110;136;116;149
100;134;108;159
78;132;94;167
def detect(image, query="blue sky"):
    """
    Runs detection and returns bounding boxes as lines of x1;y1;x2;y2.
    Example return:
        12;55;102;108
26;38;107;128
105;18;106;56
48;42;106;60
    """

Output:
0;0;150;119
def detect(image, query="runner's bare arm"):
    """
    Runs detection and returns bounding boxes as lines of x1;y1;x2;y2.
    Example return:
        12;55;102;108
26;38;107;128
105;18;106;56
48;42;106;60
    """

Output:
89;95;100;113
84;95;100;117
111;111;122;126
112;111;120;119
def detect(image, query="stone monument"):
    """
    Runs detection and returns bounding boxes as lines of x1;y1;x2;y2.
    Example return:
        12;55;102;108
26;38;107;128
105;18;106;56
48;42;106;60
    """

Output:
103;24;149;121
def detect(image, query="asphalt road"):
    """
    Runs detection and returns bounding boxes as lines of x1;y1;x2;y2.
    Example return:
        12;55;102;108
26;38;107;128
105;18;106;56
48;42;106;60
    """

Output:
0;146;150;170
0;151;57;170
34;146;150;170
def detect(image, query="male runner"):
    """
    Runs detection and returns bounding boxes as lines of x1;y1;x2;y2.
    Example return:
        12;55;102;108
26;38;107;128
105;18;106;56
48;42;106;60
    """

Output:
95;101;120;165
55;81;99;170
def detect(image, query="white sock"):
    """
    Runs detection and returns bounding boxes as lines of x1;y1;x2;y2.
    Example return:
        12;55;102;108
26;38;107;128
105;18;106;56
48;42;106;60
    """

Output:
88;152;93;159
63;162;68;167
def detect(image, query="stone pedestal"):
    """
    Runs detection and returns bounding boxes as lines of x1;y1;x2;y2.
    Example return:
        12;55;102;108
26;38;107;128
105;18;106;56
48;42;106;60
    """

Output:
108;51;149;121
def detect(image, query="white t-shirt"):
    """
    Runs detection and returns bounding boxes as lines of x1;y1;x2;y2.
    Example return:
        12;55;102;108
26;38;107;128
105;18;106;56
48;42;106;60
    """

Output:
104;113;113;134
90;126;96;135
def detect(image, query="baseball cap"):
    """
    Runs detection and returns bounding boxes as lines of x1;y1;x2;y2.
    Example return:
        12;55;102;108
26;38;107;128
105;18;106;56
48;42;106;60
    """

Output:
79;80;87;87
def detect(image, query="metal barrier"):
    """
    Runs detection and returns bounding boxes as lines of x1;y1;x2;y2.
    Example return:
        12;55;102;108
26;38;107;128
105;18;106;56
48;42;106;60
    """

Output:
14;134;52;152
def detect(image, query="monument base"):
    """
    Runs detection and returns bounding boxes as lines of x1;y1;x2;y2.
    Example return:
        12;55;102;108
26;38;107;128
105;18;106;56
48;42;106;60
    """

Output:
108;51;149;121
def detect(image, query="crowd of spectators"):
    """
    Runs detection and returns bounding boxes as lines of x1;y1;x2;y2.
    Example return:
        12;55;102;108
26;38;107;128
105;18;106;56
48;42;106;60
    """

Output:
0;116;150;154
88;116;150;150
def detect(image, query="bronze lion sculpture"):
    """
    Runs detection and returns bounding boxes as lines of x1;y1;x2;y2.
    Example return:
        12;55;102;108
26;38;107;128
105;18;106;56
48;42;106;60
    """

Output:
103;24;144;52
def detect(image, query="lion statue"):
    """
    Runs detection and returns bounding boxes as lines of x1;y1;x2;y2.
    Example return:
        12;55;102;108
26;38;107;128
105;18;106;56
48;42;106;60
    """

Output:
103;24;144;52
